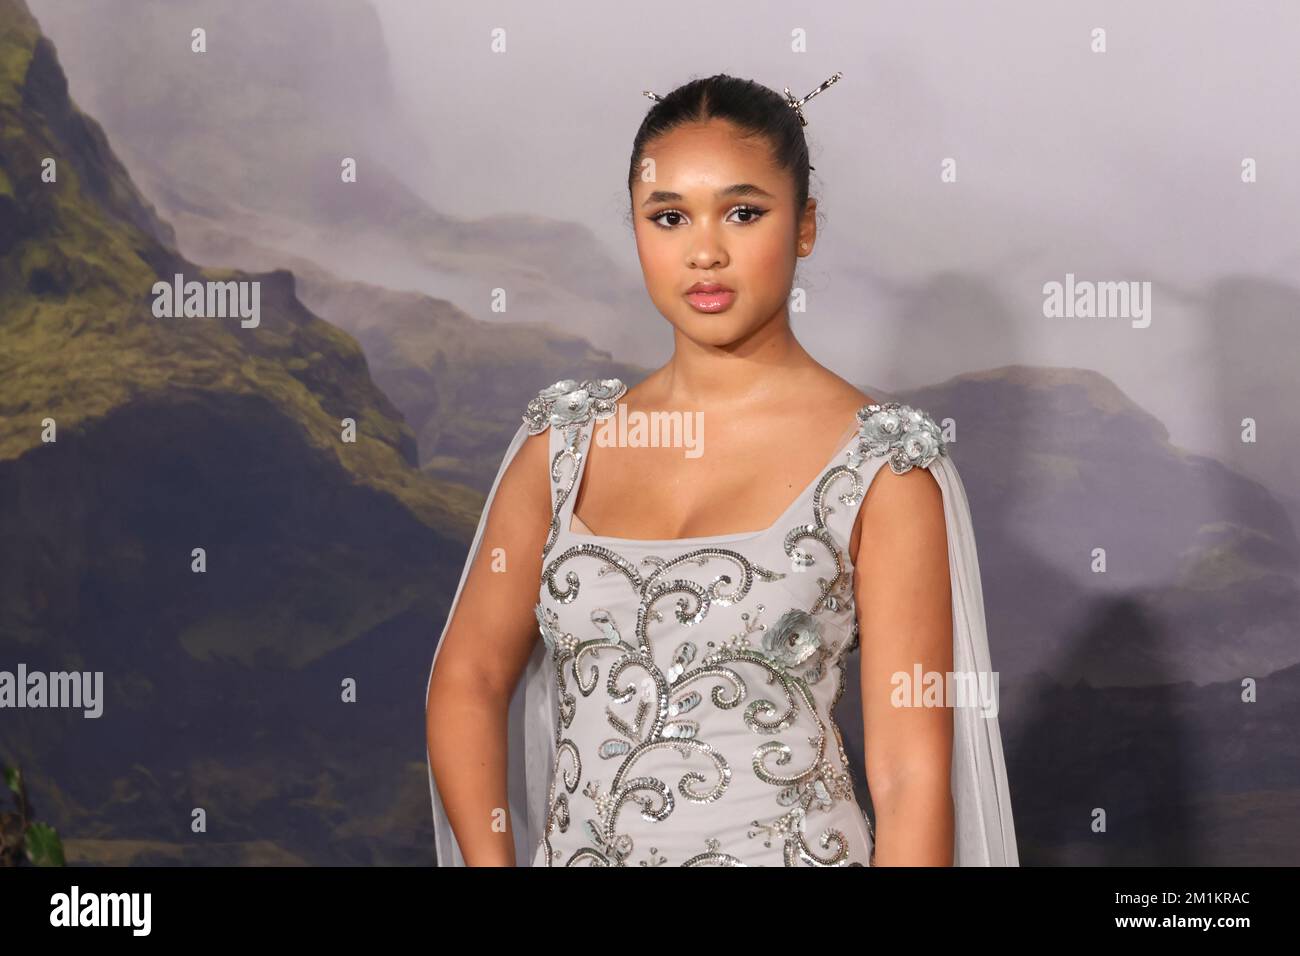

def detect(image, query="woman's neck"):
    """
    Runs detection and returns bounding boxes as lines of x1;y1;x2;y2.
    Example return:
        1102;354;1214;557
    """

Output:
660;314;820;410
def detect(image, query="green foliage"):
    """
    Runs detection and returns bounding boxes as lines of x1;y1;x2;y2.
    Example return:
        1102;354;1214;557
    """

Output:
1;764;67;866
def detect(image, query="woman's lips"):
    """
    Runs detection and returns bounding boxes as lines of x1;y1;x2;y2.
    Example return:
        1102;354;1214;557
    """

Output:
684;289;736;313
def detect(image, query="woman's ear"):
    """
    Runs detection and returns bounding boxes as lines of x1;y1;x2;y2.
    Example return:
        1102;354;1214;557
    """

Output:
797;198;817;255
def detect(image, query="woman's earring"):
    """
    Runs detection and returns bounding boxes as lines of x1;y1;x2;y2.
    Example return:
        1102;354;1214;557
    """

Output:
800;242;809;251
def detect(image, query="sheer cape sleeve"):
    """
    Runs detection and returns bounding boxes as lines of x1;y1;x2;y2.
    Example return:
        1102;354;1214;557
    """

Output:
927;450;1018;865
850;403;1019;866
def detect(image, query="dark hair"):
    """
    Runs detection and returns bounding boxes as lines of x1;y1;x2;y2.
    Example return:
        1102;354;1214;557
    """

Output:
627;74;814;229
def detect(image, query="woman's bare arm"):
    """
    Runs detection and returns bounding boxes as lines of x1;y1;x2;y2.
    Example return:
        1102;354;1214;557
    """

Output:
426;429;553;866
853;464;956;865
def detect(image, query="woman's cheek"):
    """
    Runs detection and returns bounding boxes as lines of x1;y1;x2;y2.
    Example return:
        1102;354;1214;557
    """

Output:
636;233;675;293
751;234;791;282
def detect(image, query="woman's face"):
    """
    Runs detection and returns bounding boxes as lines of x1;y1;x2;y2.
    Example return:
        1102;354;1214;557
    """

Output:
631;118;816;348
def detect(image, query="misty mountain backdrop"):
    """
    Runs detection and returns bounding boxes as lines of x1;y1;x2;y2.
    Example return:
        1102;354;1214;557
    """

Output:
2;0;1297;864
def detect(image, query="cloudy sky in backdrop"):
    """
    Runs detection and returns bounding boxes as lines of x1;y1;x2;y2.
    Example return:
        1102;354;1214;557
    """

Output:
372;0;1299;461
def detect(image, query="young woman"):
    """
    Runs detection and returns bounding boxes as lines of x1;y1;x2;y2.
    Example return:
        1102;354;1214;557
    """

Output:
425;73;1018;867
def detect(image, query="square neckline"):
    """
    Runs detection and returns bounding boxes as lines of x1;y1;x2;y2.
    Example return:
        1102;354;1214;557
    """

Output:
562;414;864;549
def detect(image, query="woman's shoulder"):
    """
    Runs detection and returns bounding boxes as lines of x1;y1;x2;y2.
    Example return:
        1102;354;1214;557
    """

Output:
808;374;947;476
843;390;950;558
851;398;948;475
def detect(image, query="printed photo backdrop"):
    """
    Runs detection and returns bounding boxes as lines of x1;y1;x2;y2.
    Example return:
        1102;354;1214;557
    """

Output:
1;0;1296;865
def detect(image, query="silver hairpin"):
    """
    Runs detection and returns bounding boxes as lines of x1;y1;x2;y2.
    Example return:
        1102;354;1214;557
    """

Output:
642;72;842;126
642;73;841;171
783;71;842;127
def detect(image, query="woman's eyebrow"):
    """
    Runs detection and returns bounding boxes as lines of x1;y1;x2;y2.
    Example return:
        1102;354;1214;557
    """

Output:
641;183;776;206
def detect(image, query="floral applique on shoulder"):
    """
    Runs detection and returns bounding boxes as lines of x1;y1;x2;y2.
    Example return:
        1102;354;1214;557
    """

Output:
522;377;627;438
848;401;947;475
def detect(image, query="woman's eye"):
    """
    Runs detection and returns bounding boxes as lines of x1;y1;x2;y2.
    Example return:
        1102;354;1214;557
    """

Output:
648;205;767;229
727;204;766;224
650;209;687;228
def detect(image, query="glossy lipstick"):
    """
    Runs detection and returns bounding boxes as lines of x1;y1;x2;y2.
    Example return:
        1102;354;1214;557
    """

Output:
684;281;736;313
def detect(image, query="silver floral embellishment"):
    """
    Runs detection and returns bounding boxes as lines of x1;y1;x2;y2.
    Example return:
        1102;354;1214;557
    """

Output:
776;759;856;813
761;608;823;669
523;377;627;436
851;401;947;474
535;603;566;654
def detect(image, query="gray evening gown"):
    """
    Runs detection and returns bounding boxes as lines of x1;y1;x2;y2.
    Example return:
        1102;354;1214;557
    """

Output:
426;376;1019;867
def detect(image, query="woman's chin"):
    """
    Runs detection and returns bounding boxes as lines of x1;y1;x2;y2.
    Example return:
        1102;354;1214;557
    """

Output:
674;315;767;348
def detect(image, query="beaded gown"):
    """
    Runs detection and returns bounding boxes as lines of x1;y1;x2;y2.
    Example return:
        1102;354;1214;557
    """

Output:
426;376;1019;867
